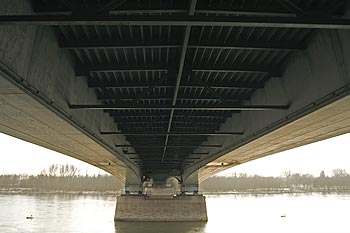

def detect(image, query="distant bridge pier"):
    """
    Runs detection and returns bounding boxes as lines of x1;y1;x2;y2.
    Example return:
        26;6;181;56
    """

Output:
115;171;207;222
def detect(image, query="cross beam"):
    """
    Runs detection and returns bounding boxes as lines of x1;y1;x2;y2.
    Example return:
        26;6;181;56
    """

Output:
32;9;295;17
101;131;244;136
69;104;289;110
1;15;350;29
124;152;208;155
60;40;180;49
115;144;222;148
76;64;167;76
89;82;264;90
101;96;247;101
59;40;305;51
110;117;226;123
78;64;280;77
107;111;233;117
192;65;281;77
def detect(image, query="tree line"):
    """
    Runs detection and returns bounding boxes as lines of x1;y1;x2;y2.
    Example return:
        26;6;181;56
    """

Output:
1;164;350;193
200;169;350;192
0;164;123;192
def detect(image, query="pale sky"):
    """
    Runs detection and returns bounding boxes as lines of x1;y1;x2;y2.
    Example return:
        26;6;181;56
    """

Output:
0;132;350;177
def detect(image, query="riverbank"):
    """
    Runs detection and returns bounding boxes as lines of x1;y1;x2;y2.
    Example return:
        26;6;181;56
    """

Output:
1;187;350;196
0;188;120;195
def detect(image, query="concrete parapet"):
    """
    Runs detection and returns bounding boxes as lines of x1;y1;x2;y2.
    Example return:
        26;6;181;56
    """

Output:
115;195;208;222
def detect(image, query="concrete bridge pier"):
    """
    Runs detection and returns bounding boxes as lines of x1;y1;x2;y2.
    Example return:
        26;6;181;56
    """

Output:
181;171;200;194
115;172;207;222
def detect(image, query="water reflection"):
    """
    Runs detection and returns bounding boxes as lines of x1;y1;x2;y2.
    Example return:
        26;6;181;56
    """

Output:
115;222;207;233
1;193;350;233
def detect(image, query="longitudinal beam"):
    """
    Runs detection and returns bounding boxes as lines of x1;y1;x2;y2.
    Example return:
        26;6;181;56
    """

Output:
69;104;289;110
101;131;244;136
1;15;350;29
162;0;197;162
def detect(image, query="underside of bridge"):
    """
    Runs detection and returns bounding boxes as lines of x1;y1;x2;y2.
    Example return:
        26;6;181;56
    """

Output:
1;0;350;221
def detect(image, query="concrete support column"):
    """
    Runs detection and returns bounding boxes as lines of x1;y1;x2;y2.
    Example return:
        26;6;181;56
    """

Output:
124;184;143;193
181;171;199;193
124;168;142;194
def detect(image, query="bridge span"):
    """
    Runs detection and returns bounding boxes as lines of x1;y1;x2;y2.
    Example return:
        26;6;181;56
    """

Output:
1;0;350;221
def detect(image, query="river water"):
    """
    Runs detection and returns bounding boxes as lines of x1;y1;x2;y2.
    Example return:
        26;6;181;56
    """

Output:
0;193;349;233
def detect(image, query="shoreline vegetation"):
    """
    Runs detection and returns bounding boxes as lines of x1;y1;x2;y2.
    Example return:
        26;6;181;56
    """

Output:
1;164;350;195
1;188;350;196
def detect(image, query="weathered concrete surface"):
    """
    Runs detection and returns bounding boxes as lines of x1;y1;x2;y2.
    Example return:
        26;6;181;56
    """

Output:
115;195;207;222
185;28;350;182
0;0;140;182
198;97;350;181
0;77;126;181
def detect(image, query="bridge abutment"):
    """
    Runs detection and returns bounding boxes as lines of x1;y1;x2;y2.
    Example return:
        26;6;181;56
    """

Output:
114;194;207;222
